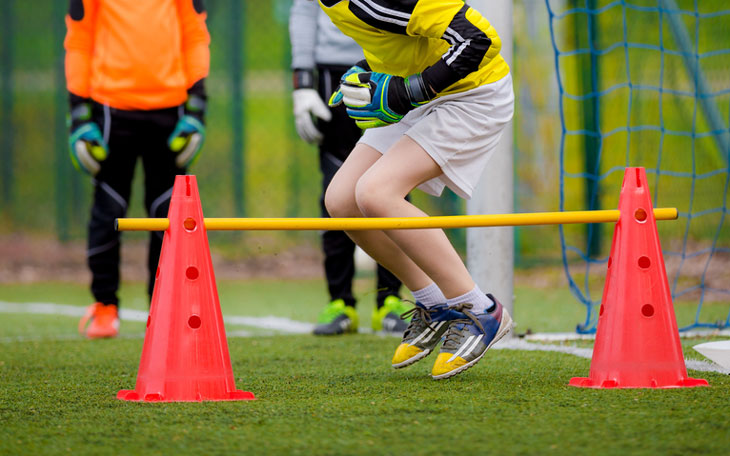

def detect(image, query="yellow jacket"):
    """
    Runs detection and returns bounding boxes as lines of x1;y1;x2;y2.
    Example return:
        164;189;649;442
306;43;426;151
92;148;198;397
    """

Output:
318;0;509;96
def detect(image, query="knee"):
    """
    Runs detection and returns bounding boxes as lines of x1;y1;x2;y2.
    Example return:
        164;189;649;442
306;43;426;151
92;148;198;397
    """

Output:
324;184;359;218
354;175;388;217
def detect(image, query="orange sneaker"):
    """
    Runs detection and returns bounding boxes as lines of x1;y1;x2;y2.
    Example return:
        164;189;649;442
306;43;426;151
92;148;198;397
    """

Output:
78;303;120;339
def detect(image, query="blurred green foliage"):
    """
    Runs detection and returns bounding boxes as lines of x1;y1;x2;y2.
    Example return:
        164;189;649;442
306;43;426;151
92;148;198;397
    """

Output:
0;0;477;258
0;0;726;270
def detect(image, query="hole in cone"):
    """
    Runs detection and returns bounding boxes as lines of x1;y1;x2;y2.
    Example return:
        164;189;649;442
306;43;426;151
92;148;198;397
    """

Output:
638;256;651;269
146;316;151;328
117;390;139;401
188;315;202;329
634;208;648;222
599;304;605;316
186;266;199;280
155;266;160;279
144;393;163;402
183;217;197;231
642;304;655;317
607;256;612;268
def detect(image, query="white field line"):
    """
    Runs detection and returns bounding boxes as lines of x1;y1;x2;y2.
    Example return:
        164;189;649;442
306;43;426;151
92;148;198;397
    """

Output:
1;301;728;375
492;338;730;374
524;329;730;342
0;301;312;335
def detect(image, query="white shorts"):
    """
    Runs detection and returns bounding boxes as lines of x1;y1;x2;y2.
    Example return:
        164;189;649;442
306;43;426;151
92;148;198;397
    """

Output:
359;73;514;199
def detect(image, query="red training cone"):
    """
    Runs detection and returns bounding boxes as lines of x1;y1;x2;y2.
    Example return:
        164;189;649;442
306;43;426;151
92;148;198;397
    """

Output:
569;167;708;389
118;175;255;401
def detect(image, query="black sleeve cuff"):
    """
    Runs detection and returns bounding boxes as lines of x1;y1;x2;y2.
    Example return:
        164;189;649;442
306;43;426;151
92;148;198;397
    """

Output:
421;59;461;94
68;92;92;129
187;78;207;99
68;92;89;110
185;79;207;120
354;59;371;72
292;69;315;90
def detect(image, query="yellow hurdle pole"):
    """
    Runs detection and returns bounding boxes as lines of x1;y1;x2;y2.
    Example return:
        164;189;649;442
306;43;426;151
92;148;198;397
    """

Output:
116;208;678;231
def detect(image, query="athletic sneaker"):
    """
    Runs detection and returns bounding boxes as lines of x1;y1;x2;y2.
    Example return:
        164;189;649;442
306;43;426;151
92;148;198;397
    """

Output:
372;295;412;334
391;302;462;369
78;302;120;339
313;299;359;336
431;294;514;380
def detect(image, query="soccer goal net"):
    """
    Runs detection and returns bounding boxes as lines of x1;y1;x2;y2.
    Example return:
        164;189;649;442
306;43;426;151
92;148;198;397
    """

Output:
545;0;730;333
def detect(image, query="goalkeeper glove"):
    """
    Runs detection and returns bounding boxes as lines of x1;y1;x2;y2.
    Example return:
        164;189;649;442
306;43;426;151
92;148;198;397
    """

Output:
292;69;332;144
68;96;108;176
327;61;369;108
332;71;435;129
169;79;207;168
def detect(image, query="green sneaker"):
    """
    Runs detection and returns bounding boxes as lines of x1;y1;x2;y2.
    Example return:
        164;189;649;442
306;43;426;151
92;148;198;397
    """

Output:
372;296;412;334
313;299;359;336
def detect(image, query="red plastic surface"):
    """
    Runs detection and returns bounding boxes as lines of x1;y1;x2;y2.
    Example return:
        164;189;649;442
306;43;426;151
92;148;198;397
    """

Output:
118;175;255;401
570;167;708;389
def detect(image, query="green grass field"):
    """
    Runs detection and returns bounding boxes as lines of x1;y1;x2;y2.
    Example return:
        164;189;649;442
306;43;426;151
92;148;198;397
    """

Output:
1;277;729;455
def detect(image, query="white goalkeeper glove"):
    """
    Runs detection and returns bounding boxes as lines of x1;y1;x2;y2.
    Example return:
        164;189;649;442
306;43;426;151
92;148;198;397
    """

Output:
292;88;332;144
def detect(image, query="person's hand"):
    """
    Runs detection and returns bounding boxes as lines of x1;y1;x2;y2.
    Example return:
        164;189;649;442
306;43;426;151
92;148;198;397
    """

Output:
292;88;331;144
327;62;369;108
169;92;206;168
336;71;435;129
68;101;108;176
168;114;205;168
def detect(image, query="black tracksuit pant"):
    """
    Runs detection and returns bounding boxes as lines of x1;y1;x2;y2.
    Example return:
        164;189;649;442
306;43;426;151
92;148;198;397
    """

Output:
316;64;403;309
87;102;185;306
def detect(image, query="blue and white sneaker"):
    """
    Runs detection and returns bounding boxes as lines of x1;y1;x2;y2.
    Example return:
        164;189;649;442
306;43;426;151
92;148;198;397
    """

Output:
391;302;463;369
431;294;514;380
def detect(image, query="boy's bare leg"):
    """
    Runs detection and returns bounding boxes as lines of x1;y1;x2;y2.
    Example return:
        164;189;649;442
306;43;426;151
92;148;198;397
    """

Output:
325;143;435;292
356;136;476;298
325;137;475;299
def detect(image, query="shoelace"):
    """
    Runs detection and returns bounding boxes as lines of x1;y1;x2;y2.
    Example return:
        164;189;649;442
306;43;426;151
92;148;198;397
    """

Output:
399;305;430;323
441;303;487;350
399;304;437;338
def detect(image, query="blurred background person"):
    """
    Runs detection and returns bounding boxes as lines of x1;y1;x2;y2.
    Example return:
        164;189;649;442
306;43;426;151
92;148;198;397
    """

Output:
289;0;410;336
66;0;210;339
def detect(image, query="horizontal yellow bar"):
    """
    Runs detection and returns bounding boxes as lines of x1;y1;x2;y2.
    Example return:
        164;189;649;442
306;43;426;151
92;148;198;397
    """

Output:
116;207;678;231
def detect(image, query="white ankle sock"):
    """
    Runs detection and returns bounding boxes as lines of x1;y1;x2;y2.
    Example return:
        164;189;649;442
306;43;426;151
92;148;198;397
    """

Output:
445;285;495;314
410;283;446;308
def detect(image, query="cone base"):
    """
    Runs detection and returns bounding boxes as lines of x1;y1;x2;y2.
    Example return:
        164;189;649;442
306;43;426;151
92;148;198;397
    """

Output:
117;389;256;402
568;376;709;389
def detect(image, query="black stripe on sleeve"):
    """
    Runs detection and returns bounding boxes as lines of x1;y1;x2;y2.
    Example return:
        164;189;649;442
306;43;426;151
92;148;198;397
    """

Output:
441;5;492;77
348;0;417;35
422;5;491;92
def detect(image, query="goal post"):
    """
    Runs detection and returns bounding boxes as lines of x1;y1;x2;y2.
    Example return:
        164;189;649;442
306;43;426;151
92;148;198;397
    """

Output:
465;0;516;330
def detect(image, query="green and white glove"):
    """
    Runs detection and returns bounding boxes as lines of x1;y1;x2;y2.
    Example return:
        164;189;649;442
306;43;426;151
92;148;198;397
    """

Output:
68;96;108;176
333;71;436;129
169;79;207;169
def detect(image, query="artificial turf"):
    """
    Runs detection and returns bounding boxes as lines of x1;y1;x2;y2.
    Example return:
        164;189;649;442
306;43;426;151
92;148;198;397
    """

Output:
1;279;729;455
